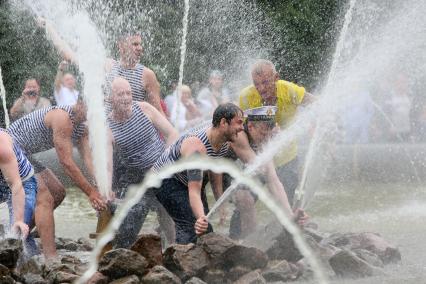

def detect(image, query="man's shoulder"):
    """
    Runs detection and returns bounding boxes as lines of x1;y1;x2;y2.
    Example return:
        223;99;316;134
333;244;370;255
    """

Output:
240;84;258;97
276;80;305;98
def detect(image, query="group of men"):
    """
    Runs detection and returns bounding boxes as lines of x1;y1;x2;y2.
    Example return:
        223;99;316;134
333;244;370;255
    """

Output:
0;22;313;260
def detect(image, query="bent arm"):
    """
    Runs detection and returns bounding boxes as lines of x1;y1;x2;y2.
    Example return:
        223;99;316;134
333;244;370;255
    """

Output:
142;68;165;116
263;161;293;216
209;172;224;201
9;98;24;121
139;102;178;146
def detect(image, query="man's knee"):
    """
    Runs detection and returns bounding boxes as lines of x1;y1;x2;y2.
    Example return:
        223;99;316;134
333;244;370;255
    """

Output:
37;170;66;208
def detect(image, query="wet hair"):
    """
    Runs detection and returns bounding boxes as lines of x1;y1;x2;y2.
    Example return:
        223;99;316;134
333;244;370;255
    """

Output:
212;103;243;127
24;78;40;87
251;59;277;76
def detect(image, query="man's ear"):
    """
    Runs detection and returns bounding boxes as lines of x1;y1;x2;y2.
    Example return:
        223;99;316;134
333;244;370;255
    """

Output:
274;72;280;82
220;117;227;127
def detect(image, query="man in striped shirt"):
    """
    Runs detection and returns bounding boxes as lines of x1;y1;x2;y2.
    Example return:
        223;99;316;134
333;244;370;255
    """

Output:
7;101;106;259
0;130;37;254
107;77;178;248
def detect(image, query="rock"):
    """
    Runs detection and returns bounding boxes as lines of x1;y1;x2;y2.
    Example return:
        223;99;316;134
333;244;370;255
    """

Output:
130;234;163;268
185;277;206;284
109;275;140;284
163;244;209;281
303;227;327;243
215;245;268;271
0;263;10;277
324;232;401;264
261;260;299;282
21;273;47;284
142;265;181;284
77;238;94;251
329;250;384;278
0;275;15;284
98;248;148;279
200;269;226;284
46;270;79;283
86;272;109;284
0;238;23;268
196;233;235;258
226;266;252;282
233;270;266;284
18;257;43;275
243;221;302;262
354;249;384;268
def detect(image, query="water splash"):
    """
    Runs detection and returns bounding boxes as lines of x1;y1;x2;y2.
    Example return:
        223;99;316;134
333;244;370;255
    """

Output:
173;0;190;126
0;65;10;127
77;156;328;284
18;0;110;197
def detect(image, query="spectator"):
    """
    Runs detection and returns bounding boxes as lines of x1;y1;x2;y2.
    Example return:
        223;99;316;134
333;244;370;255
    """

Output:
9;78;51;121
198;70;231;119
54;61;79;106
170;85;203;132
164;81;178;117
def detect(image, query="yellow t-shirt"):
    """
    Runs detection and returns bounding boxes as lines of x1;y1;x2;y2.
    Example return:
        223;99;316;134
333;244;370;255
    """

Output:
239;80;305;166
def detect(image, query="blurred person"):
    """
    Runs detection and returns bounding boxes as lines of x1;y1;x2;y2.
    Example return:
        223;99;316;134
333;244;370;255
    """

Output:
239;59;315;204
170;84;203;132
7;101;106;259
198;70;231;119
54;61;79;106
0;130;36;254
164;81;178;116
225;106;308;239
38;18;165;115
10;78;51;121
106;77;178;248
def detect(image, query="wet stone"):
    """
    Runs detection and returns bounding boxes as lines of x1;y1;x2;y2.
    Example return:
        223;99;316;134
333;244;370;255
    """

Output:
141;265;181;284
130;234;163;268
109;275;140;284
0;263;10;277
46;270;79;283
233;270;266;284
329;250;384;278
98;248;148;280
0;275;15;284
354;248;384;268
86;271;109;284
21;273;47;284
261;260;299;282
0;238;23;269
18;257;43;275
199;269;226;284
196;233;235;258
184;277;207;284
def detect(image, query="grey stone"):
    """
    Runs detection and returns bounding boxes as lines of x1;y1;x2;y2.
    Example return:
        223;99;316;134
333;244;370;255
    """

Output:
46;270;79;283
142;265;181;284
86;271;109;284
18;257;43;275
0;263;10;277
130;234;163;268
261;260;299;282
354;249;384;268
200;269;226;284
109;275;140;284
21;273;47;284
184;277;206;284
0;238;23;268
233;270;266;284
0;275;15;284
98;248;148;279
329;250;384;278
196;233;235;258
77;238;94;251
163;244;209;281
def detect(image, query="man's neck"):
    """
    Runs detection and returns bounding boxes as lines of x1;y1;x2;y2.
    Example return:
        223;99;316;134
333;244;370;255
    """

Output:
208;127;226;151
119;57;137;69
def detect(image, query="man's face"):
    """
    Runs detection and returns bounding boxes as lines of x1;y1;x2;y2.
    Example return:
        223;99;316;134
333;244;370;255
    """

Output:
23;79;40;97
62;73;76;89
248;121;273;145
111;80;133;113
252;68;278;102
119;35;143;62
223;113;244;142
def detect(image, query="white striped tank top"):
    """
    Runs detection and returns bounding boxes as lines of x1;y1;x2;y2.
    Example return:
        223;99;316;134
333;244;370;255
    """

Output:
153;125;230;186
105;60;146;102
108;103;164;170
7;106;86;155
0;129;34;186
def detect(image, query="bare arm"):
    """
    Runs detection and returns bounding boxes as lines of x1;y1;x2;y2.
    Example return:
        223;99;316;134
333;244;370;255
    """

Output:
142;67;165;116
209;172;224;201
54;61;67;92
229;131;257;164
9;98;24;120
0;133;29;237
46;110;106;210
139;102;178;146
301;91;316;105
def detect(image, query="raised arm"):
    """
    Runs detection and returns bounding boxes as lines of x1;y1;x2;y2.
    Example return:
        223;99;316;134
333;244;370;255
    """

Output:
0;133;29;238
46;110;106;211
142;67;165;116
139;102;178;146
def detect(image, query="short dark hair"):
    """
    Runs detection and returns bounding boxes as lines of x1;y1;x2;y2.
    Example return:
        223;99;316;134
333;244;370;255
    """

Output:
212;103;243;127
25;78;40;87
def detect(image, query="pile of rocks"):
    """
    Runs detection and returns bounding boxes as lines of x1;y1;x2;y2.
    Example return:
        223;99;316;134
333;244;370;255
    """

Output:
0;224;401;284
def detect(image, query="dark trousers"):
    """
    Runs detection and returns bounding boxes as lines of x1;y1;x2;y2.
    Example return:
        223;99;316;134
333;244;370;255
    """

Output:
154;177;212;244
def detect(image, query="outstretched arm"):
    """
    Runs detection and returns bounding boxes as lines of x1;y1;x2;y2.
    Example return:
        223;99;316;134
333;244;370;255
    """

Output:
142;67;165;116
0;133;29;238
139;102;178;146
47;110;106;210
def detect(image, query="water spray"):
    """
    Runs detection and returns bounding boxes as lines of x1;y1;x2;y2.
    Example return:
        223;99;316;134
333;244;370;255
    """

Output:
0;65;10;127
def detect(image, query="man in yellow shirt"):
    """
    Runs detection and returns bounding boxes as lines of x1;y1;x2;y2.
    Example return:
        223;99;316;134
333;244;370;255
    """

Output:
239;59;315;204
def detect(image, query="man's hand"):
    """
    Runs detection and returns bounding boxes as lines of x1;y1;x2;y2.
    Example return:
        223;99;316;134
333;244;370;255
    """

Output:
194;215;209;236
89;189;107;211
293;208;309;227
12;221;29;239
